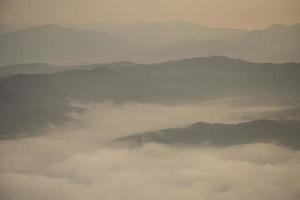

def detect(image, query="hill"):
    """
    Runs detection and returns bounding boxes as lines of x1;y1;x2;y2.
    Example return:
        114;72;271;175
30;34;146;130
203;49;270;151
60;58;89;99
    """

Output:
70;20;245;49
150;23;300;63
0;56;299;138
0;24;138;66
115;119;300;149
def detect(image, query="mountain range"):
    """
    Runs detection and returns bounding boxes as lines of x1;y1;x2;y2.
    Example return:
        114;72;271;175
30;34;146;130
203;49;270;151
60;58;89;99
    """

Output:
69;21;245;49
0;24;137;66
150;23;300;63
115;119;300;149
0;21;299;65
0;62;101;78
0;56;299;138
0;63;66;78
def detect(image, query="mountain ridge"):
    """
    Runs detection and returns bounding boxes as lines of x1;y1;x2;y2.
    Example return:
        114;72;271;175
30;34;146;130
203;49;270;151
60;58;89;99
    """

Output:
114;119;300;149
0;56;299;138
1;21;299;65
0;24;138;66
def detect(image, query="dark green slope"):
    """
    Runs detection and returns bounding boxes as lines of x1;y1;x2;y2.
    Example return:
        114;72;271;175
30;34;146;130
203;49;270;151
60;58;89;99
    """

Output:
115;119;300;149
0;56;299;138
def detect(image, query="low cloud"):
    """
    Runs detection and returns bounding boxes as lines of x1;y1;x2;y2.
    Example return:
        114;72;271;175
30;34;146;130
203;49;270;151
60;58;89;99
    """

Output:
46;100;282;143
0;100;297;200
1;143;300;200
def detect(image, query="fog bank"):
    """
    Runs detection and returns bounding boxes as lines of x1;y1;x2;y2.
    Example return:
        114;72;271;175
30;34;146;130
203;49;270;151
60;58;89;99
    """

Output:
0;100;297;200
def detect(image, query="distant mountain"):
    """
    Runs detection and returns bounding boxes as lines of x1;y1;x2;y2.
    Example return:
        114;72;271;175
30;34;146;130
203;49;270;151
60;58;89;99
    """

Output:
0;22;30;34
0;62;104;78
0;63;65;78
0;56;299;138
1;22;299;65
0;24;138;66
244;107;300;121
69;20;245;49
150;23;300;63
114;119;300;149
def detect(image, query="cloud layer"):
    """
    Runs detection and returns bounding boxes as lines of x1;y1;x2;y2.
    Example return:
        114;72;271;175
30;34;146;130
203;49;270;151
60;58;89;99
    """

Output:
0;101;298;200
1;143;300;200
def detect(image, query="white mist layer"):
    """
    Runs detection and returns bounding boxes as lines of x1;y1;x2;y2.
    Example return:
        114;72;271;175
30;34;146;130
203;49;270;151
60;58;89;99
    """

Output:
1;143;300;200
0;100;297;200
46;100;283;144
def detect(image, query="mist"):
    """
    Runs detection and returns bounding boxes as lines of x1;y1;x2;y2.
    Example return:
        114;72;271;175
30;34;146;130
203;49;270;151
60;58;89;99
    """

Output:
1;100;299;200
1;143;300;200
35;99;284;144
1;0;299;198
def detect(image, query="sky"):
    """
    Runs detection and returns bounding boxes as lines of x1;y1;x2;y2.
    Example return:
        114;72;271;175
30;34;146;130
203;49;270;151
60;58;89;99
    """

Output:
0;0;300;29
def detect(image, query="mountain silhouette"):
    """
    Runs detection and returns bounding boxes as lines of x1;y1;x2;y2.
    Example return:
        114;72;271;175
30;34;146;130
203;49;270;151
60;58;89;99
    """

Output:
0;56;299;138
149;23;300;63
115;119;300;149
0;24;138;66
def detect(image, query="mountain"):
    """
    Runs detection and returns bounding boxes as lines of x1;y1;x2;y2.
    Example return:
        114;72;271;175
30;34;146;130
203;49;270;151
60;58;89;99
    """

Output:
0;62;104;78
150;23;300;63
0;24;138;66
0;22;30;34
69;20;245;49
114;119;300;149
1;22;299;65
0;63;66;78
0;56;299;138
244;107;300;121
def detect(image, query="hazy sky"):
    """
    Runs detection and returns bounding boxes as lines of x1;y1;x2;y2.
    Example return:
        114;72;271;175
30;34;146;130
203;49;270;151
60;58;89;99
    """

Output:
0;0;300;29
